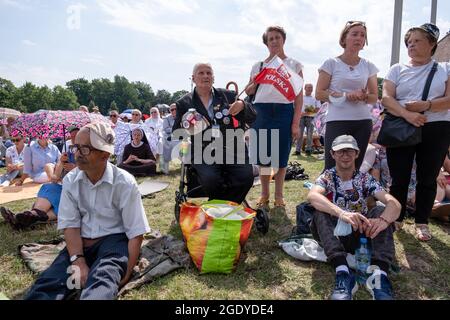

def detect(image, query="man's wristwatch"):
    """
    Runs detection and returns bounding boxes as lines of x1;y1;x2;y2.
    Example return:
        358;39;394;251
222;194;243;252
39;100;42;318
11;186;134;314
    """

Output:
70;254;84;263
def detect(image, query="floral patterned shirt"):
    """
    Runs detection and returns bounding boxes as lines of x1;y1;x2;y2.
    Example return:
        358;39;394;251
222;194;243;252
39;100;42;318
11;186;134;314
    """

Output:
315;168;385;215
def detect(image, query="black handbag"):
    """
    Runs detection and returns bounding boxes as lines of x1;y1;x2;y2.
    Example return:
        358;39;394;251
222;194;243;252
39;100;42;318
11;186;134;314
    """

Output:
377;62;438;148
244;61;263;104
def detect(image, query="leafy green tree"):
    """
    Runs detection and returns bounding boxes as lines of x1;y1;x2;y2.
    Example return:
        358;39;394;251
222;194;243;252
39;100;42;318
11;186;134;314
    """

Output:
66;78;92;106
110;100;118;111
16;82;52;113
171;90;189;103
88;100;96;111
51;86;78;110
113;75;139;112
133;81;155;111
0;77;17;109
91;78;114;114
155;89;171;105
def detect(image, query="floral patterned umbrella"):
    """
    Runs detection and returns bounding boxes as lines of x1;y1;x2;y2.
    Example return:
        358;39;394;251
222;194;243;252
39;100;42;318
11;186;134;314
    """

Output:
10;110;112;139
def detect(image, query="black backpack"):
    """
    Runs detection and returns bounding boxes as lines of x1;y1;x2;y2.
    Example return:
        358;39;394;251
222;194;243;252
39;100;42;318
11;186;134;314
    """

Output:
295;202;315;235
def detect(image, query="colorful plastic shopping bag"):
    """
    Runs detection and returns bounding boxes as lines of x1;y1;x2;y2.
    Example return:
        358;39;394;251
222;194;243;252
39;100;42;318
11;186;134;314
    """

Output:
179;200;255;274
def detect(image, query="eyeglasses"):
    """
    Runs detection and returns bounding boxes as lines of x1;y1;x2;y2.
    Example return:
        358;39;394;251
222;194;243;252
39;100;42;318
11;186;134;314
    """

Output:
170;109;176;112
11;138;22;142
110;115;118;118
334;148;357;156
346;20;366;26
69;144;96;156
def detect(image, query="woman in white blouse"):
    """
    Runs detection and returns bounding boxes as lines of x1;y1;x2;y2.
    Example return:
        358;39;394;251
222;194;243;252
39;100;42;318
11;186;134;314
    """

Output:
316;21;379;170
382;23;450;241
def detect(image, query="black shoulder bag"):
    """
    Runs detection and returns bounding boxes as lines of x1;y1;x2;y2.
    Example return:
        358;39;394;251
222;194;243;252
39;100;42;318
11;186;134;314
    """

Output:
377;62;438;148
244;61;264;104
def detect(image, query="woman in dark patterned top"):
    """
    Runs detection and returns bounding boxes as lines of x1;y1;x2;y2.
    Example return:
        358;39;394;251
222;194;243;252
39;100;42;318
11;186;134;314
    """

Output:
118;128;156;176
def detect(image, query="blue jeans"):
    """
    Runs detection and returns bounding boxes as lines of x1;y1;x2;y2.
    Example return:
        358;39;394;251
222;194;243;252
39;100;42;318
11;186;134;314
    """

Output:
24;233;129;300
0;170;20;184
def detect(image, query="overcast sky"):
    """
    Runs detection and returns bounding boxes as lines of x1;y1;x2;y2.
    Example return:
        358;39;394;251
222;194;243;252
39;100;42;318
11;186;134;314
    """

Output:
1;0;449;94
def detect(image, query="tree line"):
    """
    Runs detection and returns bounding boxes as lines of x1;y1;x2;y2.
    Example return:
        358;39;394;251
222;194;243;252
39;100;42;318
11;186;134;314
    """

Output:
0;75;189;115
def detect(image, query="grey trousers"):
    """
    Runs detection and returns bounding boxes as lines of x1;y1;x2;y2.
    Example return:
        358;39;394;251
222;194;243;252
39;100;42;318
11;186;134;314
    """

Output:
296;116;314;152
311;206;395;273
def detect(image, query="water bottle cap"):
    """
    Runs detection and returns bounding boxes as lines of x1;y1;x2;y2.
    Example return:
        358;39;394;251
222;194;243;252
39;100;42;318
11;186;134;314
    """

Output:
360;237;367;244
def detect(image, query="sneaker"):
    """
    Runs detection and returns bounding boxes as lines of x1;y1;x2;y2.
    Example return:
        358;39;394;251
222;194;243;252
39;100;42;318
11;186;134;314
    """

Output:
0;207;19;230
293;151;301;156
330;271;358;300
366;273;394;300
0;180;10;187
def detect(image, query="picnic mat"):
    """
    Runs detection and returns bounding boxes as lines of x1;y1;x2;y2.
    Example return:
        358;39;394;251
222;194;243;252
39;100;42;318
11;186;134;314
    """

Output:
0;179;42;205
19;231;191;298
137;180;170;197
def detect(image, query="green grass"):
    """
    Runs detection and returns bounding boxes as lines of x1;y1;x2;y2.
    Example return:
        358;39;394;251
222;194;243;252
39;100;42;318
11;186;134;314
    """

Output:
0;151;449;300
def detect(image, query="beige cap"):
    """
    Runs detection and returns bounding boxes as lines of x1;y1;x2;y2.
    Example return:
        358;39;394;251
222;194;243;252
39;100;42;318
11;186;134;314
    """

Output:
84;122;115;154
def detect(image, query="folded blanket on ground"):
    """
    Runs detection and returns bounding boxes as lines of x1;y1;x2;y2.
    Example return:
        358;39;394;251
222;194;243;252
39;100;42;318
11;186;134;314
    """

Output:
0;179;41;205
18;231;191;297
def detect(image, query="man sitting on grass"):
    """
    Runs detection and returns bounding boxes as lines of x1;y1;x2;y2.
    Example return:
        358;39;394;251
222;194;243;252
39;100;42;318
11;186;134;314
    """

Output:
307;135;401;300
24;122;150;300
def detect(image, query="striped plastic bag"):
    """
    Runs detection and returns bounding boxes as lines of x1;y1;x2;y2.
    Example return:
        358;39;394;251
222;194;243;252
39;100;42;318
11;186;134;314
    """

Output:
180;200;255;274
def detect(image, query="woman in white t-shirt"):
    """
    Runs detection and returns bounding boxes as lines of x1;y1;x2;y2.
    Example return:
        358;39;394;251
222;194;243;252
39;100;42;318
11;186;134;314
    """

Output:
0;133;25;187
245;26;304;213
382;23;450;241
316;21;379;170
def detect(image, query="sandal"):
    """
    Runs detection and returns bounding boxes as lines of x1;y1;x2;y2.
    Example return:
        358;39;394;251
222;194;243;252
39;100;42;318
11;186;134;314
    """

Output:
415;224;432;242
256;197;270;211
1;207;20;230
274;198;286;207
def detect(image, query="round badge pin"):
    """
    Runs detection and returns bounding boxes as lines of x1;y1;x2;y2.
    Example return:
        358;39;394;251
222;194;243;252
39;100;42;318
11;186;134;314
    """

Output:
182;121;190;129
223;117;230;125
222;109;229;116
215;112;223;120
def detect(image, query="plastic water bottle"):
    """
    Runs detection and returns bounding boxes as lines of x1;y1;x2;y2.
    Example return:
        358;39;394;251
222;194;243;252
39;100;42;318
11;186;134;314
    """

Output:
179;139;190;158
355;237;371;285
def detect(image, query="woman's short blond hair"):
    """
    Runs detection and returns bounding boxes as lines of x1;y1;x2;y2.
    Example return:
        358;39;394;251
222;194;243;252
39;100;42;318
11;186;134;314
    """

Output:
339;21;368;48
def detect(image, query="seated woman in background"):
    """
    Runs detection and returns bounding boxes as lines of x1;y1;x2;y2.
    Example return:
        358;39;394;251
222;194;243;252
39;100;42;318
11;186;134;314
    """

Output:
1;149;76;230
118;128;156;176
22;137;60;184
0;133;26;187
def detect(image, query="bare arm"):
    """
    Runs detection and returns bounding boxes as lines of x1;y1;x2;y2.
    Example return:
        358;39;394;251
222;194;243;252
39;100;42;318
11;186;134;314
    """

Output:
373;190;401;223
428;76;450;112
315;71;332;102
382;80;427;127
366;75;378;105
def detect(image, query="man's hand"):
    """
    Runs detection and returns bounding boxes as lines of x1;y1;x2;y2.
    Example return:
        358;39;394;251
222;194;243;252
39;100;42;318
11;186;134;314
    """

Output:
63;162;76;172
340;211;371;234
229;100;245;116
364;218;389;239
72;258;90;289
60;153;69;163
